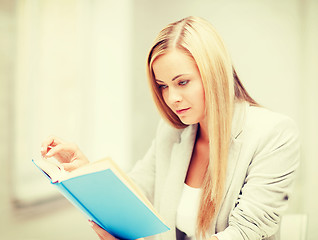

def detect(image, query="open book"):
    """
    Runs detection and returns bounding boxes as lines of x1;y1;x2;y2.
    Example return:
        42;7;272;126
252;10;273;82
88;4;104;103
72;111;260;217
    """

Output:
32;157;169;240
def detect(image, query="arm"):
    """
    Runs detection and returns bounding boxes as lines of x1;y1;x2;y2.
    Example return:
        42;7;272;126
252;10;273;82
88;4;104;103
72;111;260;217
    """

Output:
128;120;168;202
128;139;157;202
216;117;300;240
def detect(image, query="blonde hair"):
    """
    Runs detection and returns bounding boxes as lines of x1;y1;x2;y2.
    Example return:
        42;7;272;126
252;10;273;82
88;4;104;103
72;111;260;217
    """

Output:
147;16;257;238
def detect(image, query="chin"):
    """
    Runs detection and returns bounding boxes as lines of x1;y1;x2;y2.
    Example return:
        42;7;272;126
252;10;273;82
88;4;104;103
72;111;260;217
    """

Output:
179;118;199;126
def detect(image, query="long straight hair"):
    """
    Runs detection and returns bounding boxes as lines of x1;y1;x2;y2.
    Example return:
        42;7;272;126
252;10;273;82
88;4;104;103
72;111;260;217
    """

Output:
147;16;257;238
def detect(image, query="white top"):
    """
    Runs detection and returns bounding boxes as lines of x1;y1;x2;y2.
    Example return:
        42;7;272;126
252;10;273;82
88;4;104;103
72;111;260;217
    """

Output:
176;183;202;239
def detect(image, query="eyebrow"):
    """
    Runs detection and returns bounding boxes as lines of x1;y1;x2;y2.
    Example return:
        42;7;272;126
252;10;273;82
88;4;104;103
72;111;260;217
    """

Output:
155;74;188;83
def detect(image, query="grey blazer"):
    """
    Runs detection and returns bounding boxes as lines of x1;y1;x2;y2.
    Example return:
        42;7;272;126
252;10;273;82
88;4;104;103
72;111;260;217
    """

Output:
129;101;300;240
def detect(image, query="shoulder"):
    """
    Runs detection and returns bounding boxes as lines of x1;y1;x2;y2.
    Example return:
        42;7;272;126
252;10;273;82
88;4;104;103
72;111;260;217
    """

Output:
244;105;299;138
240;105;300;156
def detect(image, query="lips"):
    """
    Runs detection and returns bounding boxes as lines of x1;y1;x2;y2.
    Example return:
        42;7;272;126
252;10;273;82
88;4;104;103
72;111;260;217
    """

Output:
176;107;190;115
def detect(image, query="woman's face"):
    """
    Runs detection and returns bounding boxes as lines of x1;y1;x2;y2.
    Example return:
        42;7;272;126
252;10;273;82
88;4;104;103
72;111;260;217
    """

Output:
152;49;206;125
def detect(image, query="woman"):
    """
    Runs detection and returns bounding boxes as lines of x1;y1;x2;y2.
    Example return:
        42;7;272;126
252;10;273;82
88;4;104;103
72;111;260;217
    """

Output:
41;16;300;240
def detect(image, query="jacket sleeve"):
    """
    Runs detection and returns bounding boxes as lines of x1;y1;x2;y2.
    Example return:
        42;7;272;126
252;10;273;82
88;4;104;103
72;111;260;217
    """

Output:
128;139;156;203
215;116;300;240
127;120;167;203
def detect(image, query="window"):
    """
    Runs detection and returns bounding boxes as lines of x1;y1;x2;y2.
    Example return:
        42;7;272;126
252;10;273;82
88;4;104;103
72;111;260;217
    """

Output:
13;0;133;206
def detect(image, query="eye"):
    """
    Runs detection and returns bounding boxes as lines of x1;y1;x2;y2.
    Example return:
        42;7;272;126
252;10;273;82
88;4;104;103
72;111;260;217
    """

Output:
158;84;168;90
179;80;189;86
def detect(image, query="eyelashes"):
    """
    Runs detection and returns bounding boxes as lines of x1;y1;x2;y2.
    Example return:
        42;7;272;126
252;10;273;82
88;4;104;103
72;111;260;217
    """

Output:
179;80;189;86
158;84;168;89
157;80;190;90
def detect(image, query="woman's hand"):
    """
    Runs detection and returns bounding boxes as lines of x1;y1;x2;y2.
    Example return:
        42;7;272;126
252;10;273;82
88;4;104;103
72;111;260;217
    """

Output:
89;221;144;240
90;221;118;240
40;136;89;171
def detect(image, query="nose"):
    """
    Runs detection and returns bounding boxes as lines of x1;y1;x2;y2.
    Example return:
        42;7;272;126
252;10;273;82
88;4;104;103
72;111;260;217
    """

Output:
167;87;182;105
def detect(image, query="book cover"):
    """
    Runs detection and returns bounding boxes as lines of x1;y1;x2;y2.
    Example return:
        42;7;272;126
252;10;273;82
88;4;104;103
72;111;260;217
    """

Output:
32;158;170;240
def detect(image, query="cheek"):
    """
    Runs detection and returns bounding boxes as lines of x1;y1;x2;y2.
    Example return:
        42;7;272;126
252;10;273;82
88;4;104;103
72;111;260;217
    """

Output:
201;95;206;111
192;84;205;108
200;88;205;106
199;83;206;108
201;94;206;113
195;94;205;113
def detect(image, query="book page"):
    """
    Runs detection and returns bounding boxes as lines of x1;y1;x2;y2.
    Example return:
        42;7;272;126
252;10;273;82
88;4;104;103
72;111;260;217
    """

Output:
33;158;65;183
57;158;166;223
58;158;113;181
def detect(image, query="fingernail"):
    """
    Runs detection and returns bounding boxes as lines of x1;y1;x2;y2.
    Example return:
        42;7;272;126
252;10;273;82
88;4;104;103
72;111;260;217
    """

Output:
88;220;93;227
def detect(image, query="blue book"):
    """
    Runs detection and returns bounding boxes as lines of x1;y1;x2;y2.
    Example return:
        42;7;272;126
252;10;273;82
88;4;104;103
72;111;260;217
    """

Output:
32;158;170;240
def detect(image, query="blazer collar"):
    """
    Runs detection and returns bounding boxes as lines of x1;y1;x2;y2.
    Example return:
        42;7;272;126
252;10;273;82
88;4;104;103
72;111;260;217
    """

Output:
225;100;248;197
231;100;248;139
212;101;248;232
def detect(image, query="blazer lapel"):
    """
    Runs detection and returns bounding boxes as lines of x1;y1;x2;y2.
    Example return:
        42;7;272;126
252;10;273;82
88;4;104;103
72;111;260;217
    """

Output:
225;101;247;192
212;101;247;232
159;124;198;229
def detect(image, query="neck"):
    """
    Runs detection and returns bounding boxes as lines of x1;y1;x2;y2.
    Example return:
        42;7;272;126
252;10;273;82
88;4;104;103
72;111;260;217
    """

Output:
198;121;209;143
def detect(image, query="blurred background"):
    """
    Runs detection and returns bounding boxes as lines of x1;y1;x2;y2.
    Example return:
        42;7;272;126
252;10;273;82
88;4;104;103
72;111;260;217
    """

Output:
0;0;317;239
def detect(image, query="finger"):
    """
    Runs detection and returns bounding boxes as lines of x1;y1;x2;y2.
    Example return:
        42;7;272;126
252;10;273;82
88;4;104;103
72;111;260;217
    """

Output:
41;136;64;157
45;143;75;159
44;144;64;158
96;231;104;240
89;221;104;240
90;221;117;240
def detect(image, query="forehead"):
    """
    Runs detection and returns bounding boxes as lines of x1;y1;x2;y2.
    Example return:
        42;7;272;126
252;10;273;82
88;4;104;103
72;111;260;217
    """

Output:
152;50;198;80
